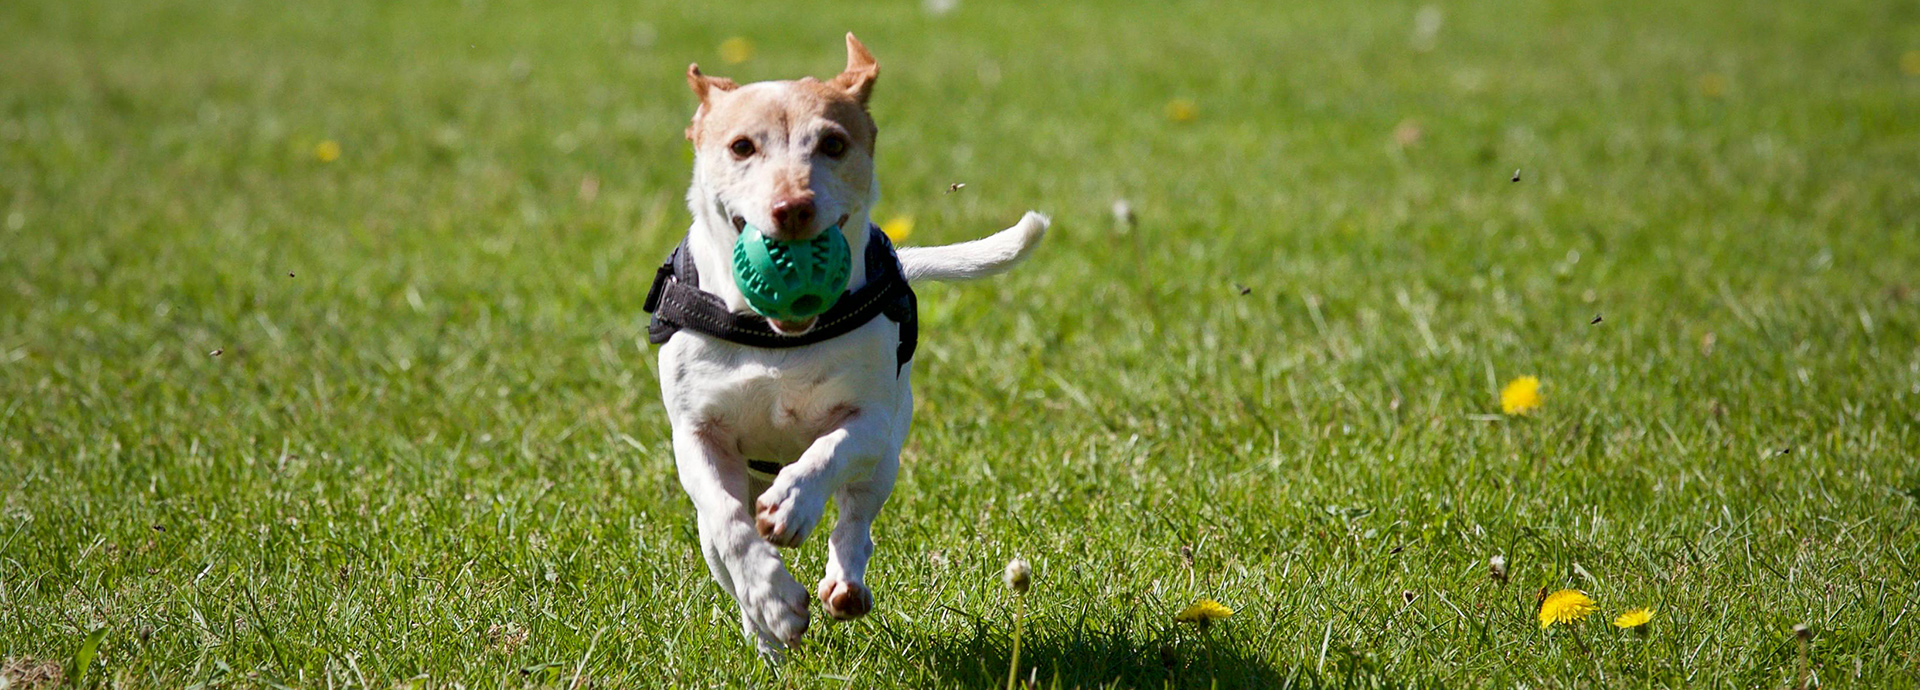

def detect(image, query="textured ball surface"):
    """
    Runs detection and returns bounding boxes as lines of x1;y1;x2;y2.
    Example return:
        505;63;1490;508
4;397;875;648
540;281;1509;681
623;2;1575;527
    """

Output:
731;225;852;321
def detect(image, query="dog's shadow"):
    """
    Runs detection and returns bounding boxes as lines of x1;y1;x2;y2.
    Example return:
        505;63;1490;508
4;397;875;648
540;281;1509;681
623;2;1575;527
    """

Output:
874;615;1306;689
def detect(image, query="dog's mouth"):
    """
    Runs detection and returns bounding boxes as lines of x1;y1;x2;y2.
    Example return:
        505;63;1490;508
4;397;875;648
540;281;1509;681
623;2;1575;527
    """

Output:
721;207;848;337
769;316;817;335
727;211;851;240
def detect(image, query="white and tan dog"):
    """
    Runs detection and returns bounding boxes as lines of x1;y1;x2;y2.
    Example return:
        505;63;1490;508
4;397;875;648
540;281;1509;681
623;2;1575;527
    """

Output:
657;33;1048;658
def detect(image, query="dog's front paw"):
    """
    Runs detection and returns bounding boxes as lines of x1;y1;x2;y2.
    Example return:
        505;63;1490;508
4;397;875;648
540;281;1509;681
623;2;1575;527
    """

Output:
817;577;873;621
755;482;827;547
740;566;811;656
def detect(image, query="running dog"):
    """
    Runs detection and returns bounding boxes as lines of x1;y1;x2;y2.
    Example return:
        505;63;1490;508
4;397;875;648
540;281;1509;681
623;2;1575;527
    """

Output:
645;33;1048;659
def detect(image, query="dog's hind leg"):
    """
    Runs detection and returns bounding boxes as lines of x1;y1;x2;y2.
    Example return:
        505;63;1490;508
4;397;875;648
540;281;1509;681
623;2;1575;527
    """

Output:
816;455;898;621
673;428;811;659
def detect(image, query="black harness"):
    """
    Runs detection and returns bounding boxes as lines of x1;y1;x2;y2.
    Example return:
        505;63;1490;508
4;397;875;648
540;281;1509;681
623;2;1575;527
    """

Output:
643;225;918;373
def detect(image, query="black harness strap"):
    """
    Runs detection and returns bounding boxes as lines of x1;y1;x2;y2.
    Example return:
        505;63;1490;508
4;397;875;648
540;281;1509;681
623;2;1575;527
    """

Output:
746;459;786;477
644;226;917;371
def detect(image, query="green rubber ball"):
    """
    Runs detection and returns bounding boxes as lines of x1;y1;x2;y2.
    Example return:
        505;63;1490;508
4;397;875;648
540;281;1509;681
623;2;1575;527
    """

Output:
731;224;852;322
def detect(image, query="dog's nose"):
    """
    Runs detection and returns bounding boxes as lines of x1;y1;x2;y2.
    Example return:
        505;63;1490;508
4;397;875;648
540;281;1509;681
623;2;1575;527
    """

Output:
770;197;816;238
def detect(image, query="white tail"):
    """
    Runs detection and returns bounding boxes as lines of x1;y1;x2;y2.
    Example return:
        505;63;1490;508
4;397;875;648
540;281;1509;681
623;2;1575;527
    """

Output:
897;211;1050;282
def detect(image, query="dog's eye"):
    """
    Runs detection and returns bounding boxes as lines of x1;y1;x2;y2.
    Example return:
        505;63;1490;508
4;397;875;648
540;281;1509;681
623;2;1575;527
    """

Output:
729;137;756;158
818;134;847;158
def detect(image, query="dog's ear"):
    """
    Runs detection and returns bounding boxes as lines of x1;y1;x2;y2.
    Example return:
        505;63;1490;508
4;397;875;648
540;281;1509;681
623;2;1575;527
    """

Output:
687;63;738;103
686;64;738;140
828;33;879;106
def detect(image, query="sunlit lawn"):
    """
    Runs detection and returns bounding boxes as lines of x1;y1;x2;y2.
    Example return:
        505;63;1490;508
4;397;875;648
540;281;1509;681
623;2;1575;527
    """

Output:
3;0;1918;686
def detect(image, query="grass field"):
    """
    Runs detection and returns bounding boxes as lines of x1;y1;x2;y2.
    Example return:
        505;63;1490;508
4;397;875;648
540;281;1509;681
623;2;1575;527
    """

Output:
4;0;1920;686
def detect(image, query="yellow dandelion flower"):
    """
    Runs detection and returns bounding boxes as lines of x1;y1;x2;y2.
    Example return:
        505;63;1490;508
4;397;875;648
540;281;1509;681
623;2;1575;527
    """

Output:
1500;376;1542;415
1697;73;1728;98
314;140;341;163
881;215;914;242
1902;50;1920;76
1164;99;1198;123
719;37;754;65
1538;589;1597;629
1613;607;1654;629
1175;599;1233;624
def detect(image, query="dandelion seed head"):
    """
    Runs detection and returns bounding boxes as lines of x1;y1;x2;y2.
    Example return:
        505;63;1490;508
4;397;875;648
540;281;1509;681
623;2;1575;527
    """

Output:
1003;558;1031;594
1112;199;1135;228
1392;119;1423;147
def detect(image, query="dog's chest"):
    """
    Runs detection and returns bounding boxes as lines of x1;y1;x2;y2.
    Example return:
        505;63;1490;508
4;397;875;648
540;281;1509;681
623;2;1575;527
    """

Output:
666;347;869;461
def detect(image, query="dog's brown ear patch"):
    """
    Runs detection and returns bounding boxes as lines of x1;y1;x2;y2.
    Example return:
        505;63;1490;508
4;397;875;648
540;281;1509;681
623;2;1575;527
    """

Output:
686;64;739;140
828;33;879;106
687;63;738;103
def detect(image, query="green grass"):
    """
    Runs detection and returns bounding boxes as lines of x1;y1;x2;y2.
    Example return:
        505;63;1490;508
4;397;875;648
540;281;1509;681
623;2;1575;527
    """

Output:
4;0;1919;686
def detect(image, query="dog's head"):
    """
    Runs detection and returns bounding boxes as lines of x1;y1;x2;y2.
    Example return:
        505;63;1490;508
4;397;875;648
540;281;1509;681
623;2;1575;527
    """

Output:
684;34;880;333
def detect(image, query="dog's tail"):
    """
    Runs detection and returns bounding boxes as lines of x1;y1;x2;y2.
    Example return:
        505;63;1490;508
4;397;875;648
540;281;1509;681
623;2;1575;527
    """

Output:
896;211;1050;283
